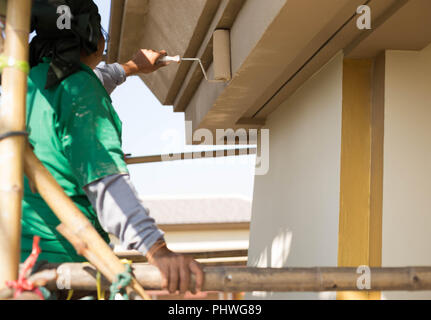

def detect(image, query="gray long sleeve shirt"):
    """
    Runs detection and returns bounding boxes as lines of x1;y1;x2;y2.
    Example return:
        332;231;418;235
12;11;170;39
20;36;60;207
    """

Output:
87;64;164;255
84;174;165;255
94;63;127;95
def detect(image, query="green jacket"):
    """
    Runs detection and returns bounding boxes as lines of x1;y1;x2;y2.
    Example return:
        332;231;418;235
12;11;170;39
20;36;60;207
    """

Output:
21;59;129;263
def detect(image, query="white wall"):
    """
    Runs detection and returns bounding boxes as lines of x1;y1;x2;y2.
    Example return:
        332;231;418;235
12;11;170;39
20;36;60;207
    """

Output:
247;52;343;300
382;43;431;300
164;229;249;252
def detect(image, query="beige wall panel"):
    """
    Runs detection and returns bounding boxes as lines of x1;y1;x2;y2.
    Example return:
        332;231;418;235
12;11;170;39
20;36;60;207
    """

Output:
246;53;343;300
382;43;431;300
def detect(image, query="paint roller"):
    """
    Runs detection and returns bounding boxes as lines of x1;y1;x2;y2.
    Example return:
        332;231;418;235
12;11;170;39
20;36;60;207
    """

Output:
157;29;231;83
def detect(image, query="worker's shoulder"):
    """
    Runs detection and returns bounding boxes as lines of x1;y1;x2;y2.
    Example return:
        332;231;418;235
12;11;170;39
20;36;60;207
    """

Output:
59;69;113;117
28;61;50;83
29;62;105;97
62;68;105;96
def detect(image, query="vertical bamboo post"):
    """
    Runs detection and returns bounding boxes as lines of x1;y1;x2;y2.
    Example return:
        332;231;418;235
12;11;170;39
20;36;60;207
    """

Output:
0;0;32;289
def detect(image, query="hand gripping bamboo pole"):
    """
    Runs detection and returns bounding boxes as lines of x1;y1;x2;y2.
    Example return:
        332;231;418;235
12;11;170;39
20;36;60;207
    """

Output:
23;145;149;299
0;0;32;290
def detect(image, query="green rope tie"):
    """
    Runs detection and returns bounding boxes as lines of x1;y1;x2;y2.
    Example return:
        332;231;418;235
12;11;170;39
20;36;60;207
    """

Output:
109;264;132;300
0;54;30;74
38;286;54;300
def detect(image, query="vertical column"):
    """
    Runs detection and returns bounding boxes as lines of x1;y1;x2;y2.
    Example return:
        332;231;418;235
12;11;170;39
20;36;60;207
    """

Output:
0;0;32;289
337;53;385;300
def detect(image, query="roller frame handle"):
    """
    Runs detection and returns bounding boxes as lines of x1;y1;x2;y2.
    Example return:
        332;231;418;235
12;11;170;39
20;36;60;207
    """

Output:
158;55;181;64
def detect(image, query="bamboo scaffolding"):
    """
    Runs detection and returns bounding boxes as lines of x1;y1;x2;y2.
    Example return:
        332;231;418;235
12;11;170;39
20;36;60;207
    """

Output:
116;249;249;262
0;0;32;290
23;145;149;299
23;264;431;293
125;148;257;165
116;251;248;267
195;257;247;267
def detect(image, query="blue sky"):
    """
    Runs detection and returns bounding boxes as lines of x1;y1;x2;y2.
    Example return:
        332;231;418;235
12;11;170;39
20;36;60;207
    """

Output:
94;0;256;200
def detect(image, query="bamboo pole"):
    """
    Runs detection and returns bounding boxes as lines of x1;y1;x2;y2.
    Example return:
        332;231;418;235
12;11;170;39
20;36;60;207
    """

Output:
116;249;249;262
125;148;257;165
0;0;32;290
116;251;248;267
0;287;13;299
9;292;43;300
23;145;149;299
35;264;431;293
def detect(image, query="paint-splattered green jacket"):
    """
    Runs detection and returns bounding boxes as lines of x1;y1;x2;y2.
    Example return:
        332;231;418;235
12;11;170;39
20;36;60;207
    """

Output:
21;58;128;262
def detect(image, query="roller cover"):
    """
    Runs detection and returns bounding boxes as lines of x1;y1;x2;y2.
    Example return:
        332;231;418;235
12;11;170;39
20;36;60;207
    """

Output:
213;29;231;82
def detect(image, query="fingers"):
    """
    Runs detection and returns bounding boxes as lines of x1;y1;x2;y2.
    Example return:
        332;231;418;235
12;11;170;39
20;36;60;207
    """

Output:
160;267;169;292
155;61;168;69
168;263;179;294
147;49;161;65
133;49;170;73
150;250;203;295
168;257;201;295
189;260;204;293
179;256;190;294
155;50;169;68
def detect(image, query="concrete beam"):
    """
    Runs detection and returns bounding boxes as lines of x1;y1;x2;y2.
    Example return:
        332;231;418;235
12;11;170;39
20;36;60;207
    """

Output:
184;0;427;133
107;0;125;64
249;0;402;119
186;0;364;132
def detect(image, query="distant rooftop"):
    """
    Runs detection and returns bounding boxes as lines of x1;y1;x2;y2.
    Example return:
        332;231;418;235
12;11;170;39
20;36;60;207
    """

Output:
141;196;252;226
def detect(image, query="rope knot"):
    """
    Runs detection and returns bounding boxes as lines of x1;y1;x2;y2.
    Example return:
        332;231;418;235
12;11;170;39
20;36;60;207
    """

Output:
5;236;45;300
109;264;132;300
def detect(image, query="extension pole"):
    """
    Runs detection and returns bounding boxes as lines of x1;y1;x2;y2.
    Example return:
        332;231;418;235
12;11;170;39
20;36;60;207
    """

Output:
125;148;257;165
35;264;431;293
23;145;149;299
0;0;32;290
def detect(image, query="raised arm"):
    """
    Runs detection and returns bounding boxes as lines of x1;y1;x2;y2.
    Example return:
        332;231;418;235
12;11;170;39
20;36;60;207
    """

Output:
94;63;127;95
94;49;168;94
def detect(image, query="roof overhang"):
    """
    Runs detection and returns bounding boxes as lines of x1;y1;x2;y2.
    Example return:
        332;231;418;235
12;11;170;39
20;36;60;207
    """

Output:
109;0;431;142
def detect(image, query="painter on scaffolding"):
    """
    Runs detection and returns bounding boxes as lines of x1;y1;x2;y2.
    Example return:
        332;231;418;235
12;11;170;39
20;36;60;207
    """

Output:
22;0;203;294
